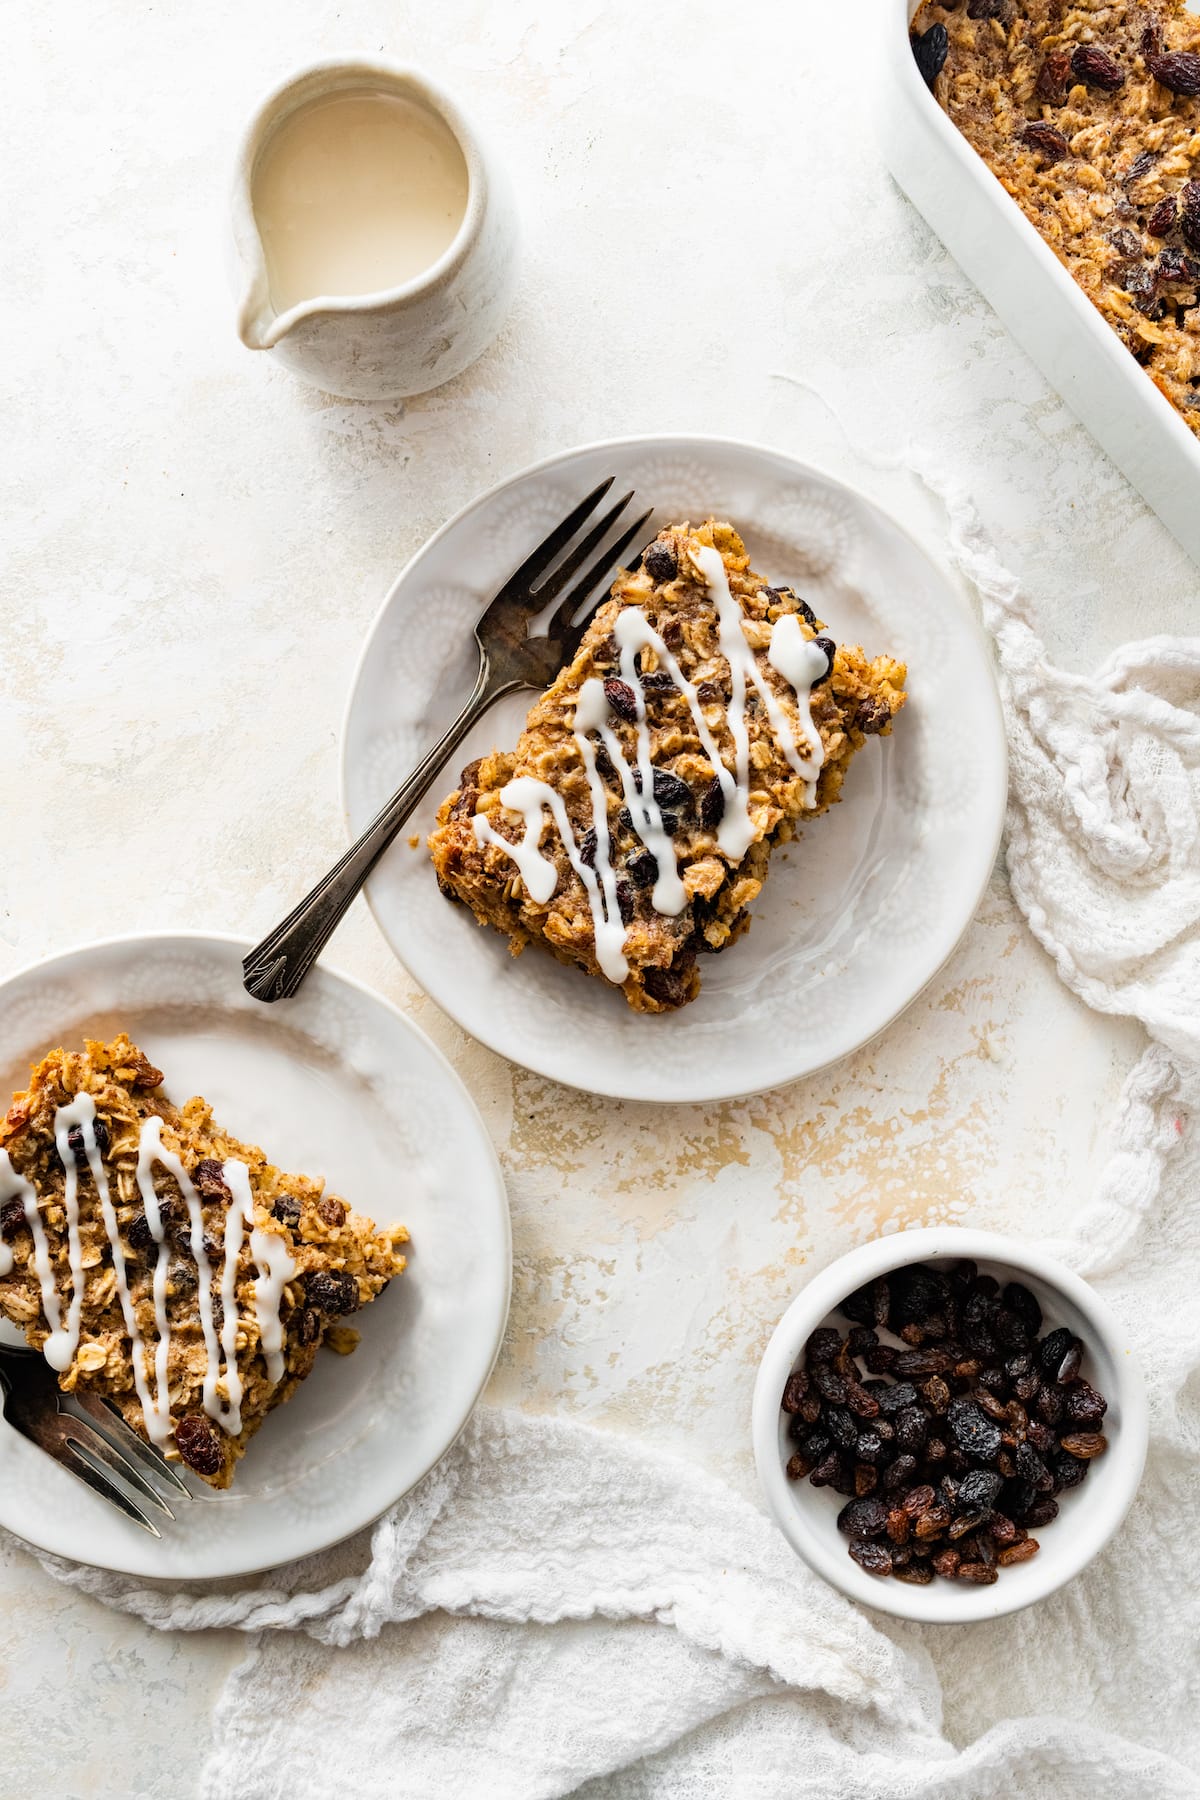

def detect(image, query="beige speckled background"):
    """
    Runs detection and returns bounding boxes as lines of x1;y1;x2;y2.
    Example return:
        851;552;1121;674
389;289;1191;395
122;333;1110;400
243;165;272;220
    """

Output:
1;2;1194;1793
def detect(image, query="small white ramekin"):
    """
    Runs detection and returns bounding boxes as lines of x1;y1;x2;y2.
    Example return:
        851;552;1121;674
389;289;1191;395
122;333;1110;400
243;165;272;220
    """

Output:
753;1228;1148;1624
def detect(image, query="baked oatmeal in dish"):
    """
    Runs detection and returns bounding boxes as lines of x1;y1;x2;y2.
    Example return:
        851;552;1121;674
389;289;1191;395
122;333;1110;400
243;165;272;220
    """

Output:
0;1035;408;1489
910;0;1200;436
428;521;906;1013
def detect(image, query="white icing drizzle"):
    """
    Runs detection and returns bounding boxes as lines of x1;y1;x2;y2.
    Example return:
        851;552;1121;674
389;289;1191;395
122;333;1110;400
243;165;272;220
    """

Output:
475;774;631;981
0;1151;38;1281
5;1103;296;1445
46;1096;95;1373
472;541;835;976
224;1160;294;1390
134;1119;295;1438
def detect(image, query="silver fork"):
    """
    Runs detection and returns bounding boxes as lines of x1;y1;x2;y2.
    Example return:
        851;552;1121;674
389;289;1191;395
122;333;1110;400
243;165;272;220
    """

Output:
0;1342;192;1536
243;477;653;1003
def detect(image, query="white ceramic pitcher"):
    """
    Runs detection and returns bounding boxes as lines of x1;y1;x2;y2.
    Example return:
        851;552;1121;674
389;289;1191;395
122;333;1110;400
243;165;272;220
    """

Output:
232;58;519;401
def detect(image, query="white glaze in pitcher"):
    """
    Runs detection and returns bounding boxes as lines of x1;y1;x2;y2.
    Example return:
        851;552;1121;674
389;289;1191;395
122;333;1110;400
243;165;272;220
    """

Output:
232;59;519;401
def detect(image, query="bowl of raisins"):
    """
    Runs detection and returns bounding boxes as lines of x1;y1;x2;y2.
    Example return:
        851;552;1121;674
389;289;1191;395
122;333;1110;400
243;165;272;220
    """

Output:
752;1229;1148;1622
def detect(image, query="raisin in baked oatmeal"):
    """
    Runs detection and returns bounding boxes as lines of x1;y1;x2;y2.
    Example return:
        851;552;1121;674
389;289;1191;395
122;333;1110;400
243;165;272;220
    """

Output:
0;1035;407;1488
429;521;906;1013
911;0;1200;435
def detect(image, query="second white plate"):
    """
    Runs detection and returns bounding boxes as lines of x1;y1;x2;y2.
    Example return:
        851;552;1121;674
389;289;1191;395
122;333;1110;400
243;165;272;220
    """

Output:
0;933;510;1579
342;436;1007;1102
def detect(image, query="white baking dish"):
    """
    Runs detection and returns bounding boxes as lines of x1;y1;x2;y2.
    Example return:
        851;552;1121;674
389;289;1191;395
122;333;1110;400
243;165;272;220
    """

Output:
879;2;1200;567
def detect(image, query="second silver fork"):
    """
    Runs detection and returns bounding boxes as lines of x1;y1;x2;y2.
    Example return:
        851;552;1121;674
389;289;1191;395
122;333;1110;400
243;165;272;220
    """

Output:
243;478;652;1004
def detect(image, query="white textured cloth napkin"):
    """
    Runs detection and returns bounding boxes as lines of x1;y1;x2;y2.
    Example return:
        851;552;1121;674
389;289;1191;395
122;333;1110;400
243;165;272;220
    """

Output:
29;479;1200;1798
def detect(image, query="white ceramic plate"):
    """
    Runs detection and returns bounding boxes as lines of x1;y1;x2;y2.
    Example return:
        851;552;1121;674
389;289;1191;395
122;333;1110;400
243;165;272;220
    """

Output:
0;933;510;1579
343;436;1007;1102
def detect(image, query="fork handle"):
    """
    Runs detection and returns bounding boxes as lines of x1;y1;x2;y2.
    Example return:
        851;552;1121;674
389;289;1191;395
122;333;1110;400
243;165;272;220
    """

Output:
243;657;506;1003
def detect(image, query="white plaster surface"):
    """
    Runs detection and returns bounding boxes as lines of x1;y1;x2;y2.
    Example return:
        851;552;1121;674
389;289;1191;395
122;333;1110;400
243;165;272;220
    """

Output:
0;2;1189;1794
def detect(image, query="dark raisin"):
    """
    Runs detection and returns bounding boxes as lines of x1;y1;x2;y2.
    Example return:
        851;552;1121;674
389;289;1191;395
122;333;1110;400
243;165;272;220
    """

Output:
932;1548;961;1578
272;1196;302;1230
1024;1498;1059;1528
812;1361;848;1404
849;1540;893;1576
304;1270;360;1316
844;1376;880;1419
698;775;725;832
948;1509;992;1542
0;1197;29;1239
967;0;1004;15
781;1369;809;1414
616;881;635;926
990;1513;1018;1546
1055;1340;1082;1385
168;1260;198;1298
826;1405;858;1451
1051;1449;1089;1490
806;1327;842;1363
847;1325;878;1356
1108;226;1143;259
1183;181;1200;252
1035;1382;1064;1426
1120;261;1160;314
627;849;658;889
837;1495;890;1539
1157;245;1200;284
126;1211;156;1251
1126;150;1159;187
1064;1380;1108;1429
578;827;598;869
642;541;678;583
640;671;677;696
644;962;694;1008
925;1438;948;1465
947;1398;1002;1462
854;1463;878;1496
1037;1327;1073;1376
1027;1419;1055;1455
876;1382;919;1416
955;1561;998;1585
893;1559;933;1585
1148;196;1178;237
809;1451;843;1488
956;1468;1003;1513
895;1406;930;1455
298;1306;321;1346
864;1344;899;1375
1146;50;1200;96
66;1124;89;1169
811;636;836;684
648;767;692;813
1036;48;1073;100
894;1347;954;1378
911;22;948;88
603;677;638;722
192;1159;232;1204
174;1413;224;1477
1022;122;1070;163
1070;45;1125;90
856;1428;888;1465
882;1455;918;1493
